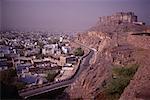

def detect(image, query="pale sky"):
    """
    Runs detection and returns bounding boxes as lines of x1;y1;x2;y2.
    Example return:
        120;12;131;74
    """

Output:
1;0;150;32
0;0;2;30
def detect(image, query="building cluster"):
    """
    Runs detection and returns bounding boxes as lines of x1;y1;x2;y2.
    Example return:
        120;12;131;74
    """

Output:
0;31;79;88
99;12;145;25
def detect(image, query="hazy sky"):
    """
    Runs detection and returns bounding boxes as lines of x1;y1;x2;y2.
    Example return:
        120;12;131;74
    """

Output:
0;0;2;30
1;0;150;32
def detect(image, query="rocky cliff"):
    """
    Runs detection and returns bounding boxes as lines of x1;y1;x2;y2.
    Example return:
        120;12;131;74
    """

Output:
66;12;150;100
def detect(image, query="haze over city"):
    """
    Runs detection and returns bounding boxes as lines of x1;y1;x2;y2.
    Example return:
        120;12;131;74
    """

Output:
0;0;149;32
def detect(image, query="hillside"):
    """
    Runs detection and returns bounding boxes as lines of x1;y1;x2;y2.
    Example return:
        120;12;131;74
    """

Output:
66;12;150;100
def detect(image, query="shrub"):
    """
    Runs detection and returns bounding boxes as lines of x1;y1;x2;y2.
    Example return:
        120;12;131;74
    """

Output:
112;64;139;78
0;69;17;84
46;70;58;82
15;82;26;90
105;64;139;99
106;77;130;95
73;47;84;56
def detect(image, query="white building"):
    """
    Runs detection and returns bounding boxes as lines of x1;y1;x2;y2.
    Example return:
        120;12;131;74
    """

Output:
59;36;63;42
42;44;59;55
62;63;73;70
61;46;70;54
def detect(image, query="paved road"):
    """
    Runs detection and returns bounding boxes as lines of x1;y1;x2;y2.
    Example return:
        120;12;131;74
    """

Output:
73;50;94;79
20;47;94;99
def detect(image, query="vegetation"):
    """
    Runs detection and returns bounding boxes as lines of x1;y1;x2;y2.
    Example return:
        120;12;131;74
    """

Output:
15;82;26;90
48;38;59;44
46;70;58;82
0;69;22;99
73;47;84;56
0;69;26;90
0;69;17;84
36;54;45;59
112;64;139;78
37;41;44;48
1;81;22;99
106;77;130;95
104;64;139;100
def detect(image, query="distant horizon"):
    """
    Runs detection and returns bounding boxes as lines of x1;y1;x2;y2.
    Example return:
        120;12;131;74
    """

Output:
1;0;150;32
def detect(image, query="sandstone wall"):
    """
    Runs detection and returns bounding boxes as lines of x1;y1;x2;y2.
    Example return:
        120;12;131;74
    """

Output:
99;12;137;24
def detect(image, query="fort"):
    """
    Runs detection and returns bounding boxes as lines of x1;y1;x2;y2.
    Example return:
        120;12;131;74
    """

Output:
99;12;144;25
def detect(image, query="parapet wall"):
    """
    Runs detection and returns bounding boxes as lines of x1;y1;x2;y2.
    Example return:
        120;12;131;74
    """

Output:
127;33;150;50
99;12;137;24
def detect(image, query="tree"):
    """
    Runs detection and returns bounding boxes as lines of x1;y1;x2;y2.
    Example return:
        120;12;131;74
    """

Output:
0;69;22;99
73;47;84;56
46;71;58;82
37;41;44;48
0;69;17;84
1;81;22;99
15;82;26;90
52;39;59;44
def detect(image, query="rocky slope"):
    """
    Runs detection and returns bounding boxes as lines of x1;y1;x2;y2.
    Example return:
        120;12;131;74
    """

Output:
66;12;150;100
120;49;150;100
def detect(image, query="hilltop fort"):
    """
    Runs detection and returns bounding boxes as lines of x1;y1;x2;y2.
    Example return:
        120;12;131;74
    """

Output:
98;12;144;25
67;12;150;100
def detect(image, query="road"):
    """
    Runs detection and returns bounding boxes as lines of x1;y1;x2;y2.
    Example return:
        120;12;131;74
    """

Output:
19;46;94;99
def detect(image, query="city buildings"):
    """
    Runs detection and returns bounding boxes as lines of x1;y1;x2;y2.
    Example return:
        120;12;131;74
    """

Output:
0;31;79;88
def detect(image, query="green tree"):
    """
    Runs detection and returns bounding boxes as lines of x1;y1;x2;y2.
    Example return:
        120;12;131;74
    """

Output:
46;71;58;82
73;47;84;56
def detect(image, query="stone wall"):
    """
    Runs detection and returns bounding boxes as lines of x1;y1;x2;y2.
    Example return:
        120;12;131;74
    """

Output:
127;33;150;50
99;12;137;24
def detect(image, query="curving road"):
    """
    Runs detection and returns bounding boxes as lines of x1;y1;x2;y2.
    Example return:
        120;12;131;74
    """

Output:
19;46;94;99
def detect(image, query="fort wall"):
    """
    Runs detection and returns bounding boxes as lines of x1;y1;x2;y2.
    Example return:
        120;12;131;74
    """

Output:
99;12;138;24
